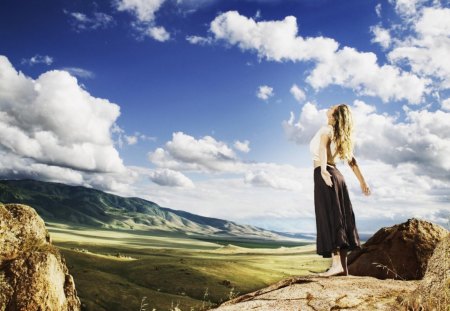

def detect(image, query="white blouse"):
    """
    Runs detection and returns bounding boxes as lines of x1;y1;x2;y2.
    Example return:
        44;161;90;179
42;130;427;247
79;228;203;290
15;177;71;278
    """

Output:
309;124;337;162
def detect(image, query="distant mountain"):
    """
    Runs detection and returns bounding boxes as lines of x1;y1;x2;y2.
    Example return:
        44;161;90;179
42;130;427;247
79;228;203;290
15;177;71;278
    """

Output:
0;179;298;240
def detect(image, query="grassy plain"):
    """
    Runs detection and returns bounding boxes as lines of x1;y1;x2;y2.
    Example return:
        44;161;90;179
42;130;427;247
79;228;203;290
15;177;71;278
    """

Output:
47;222;331;311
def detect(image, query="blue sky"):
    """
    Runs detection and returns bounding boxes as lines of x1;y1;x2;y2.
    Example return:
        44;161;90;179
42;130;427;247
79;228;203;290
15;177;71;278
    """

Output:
0;0;449;234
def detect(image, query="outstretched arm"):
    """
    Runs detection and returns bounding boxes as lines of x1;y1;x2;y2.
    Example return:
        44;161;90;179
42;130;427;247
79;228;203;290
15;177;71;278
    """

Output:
347;156;371;196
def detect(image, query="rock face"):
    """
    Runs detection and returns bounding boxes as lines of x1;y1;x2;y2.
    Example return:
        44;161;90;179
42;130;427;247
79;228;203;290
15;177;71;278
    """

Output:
209;275;420;311
400;232;450;310
348;218;448;280
0;203;81;311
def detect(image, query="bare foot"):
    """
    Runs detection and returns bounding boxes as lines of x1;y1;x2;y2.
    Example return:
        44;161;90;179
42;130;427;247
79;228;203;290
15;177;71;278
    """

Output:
317;265;344;277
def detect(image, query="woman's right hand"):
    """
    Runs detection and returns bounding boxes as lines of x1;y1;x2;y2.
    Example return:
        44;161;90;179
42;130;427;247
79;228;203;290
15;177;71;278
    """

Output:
360;181;371;196
321;169;333;187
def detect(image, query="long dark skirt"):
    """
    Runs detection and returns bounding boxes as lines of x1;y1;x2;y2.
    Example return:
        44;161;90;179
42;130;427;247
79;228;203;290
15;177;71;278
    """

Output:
314;165;361;258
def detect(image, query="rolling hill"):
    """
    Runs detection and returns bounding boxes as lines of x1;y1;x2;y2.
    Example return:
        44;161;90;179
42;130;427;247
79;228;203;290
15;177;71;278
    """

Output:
0;179;308;241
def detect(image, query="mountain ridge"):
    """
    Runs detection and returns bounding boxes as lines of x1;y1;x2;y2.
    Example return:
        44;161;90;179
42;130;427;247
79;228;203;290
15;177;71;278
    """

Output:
0;179;310;241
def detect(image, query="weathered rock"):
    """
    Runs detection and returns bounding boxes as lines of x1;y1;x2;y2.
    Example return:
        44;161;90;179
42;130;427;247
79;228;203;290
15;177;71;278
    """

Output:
209;275;420;311
0;203;81;311
0;203;51;260
348;218;448;280
399;232;450;310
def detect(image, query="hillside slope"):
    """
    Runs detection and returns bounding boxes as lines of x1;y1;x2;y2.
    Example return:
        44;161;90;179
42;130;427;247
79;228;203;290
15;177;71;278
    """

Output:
0;179;294;240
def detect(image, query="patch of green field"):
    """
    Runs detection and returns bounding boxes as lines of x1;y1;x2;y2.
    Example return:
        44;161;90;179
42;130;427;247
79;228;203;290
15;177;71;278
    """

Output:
190;236;311;249
47;222;219;250
48;223;331;311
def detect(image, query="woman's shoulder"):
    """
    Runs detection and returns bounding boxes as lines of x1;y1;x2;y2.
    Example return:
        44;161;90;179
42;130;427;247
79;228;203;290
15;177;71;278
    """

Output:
319;124;333;137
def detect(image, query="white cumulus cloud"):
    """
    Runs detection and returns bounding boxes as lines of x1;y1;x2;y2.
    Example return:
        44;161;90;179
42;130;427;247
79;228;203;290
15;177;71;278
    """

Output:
282;101;327;144
388;6;450;90
370;25;391;49
390;0;423;17
234;140;250;153
375;3;382;17
116;0;166;22
244;169;302;191
0;55;124;173
115;0;171;42
21;55;54;66
205;11;429;104
65;10;115;31
290;84;306;102
210;11;339;62
148;168;195;188
125;135;138;145
148;131;240;173
306;46;428;104
441;98;450;111
147;26;170;41
257;85;274;100
186;35;213;45
147;131;310;193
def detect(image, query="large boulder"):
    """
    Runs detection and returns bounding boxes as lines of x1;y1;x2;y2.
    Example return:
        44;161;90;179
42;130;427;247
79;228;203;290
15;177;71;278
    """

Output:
0;203;81;311
347;218;448;280
399;232;450;310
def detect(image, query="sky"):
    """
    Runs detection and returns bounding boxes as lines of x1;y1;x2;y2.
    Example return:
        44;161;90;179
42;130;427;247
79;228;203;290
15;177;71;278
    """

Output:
0;0;449;234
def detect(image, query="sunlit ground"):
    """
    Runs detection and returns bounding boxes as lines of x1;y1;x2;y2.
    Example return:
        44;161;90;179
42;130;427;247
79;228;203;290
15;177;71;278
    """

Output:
47;222;331;311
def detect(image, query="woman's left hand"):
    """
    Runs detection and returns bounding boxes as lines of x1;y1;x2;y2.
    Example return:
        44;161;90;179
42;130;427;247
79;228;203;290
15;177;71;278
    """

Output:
321;169;333;187
360;181;371;196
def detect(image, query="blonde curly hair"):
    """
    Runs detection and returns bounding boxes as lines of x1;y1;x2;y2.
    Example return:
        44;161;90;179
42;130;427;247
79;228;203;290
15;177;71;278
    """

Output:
331;104;354;161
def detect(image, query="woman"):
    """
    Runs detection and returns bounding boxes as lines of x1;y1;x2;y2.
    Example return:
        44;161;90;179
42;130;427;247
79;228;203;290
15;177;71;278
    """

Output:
309;104;371;276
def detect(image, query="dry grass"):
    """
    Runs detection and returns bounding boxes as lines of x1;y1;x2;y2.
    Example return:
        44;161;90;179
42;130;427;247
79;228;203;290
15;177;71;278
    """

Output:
138;285;242;311
46;222;338;310
371;261;406;280
396;293;449;311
